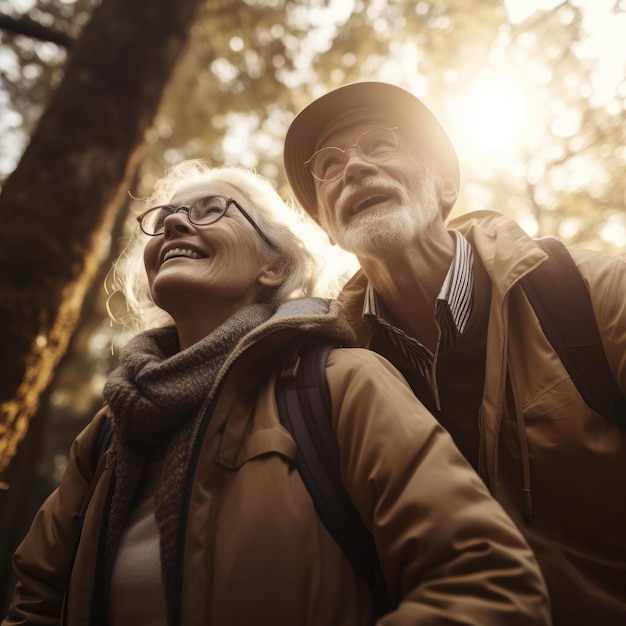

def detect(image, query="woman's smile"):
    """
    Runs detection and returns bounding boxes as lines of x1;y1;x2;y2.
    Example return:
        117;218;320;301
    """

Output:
161;246;207;263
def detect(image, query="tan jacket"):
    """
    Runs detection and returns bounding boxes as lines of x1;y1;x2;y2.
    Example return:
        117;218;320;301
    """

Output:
339;211;626;626
4;298;550;626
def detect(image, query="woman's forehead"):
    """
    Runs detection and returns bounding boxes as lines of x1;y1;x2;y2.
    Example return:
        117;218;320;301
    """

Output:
169;179;239;204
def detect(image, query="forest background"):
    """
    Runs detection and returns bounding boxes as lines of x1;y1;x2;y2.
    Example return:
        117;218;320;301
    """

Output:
0;0;624;609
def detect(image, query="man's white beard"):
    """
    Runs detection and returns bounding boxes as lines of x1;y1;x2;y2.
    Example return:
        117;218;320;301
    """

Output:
329;174;440;257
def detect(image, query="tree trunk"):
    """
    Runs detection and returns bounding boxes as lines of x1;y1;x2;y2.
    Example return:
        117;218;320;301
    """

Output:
0;0;205;477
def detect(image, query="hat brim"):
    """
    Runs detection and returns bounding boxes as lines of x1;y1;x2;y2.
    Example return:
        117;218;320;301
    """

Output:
284;81;459;220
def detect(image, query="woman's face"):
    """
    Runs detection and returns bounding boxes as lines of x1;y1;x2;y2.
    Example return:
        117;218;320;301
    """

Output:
143;180;275;318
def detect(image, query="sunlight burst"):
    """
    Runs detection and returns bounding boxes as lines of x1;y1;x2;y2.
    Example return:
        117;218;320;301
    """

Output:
456;79;529;160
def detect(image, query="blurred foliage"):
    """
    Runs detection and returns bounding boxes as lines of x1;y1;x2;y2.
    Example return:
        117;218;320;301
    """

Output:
0;0;95;171
0;0;624;497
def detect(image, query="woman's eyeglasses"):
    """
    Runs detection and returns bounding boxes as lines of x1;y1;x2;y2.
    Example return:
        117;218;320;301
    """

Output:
137;195;278;250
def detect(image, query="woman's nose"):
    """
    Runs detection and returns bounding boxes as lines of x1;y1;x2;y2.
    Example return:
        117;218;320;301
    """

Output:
163;209;192;237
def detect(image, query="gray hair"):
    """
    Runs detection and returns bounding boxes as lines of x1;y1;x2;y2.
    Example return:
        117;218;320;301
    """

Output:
108;161;321;332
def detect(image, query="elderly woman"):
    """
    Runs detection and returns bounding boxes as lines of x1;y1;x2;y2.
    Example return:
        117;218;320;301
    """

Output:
3;161;550;626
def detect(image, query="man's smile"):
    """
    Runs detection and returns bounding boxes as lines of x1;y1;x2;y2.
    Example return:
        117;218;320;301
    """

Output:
351;193;393;215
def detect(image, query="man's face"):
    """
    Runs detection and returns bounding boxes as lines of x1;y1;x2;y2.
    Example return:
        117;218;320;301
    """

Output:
312;121;443;258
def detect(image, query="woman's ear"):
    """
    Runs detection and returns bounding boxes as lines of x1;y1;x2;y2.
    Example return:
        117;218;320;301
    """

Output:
258;265;287;288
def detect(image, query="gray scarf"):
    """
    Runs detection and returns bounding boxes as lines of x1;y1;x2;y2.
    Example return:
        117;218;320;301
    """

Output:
102;303;274;621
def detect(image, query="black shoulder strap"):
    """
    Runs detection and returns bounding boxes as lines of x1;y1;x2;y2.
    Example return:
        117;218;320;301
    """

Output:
519;237;626;429
275;341;390;615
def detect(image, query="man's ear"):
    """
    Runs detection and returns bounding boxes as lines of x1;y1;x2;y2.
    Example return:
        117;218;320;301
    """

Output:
436;171;458;211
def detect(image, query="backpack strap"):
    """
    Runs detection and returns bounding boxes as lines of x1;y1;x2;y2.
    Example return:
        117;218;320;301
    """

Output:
519;237;626;429
275;341;391;616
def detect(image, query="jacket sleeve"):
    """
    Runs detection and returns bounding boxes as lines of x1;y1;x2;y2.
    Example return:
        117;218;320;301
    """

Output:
2;409;108;626
574;249;626;396
326;348;551;626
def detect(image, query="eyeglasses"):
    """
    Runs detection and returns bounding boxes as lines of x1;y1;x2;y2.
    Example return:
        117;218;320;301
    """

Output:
137;195;278;250
304;127;400;182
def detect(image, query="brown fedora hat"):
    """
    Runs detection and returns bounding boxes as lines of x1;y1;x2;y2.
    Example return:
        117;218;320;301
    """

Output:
284;81;459;220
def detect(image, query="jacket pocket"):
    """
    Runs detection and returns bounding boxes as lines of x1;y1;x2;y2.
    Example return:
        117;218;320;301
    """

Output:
216;426;297;470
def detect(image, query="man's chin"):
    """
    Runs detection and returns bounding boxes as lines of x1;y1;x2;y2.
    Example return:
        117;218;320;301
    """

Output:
341;208;428;255
336;222;395;256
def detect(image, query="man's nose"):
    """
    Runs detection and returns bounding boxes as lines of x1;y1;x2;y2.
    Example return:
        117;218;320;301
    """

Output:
342;147;377;182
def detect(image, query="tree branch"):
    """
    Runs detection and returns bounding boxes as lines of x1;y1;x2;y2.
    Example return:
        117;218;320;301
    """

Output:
0;14;73;49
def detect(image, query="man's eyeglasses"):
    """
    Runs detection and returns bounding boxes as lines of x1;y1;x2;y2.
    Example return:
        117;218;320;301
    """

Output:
304;127;400;182
137;195;278;250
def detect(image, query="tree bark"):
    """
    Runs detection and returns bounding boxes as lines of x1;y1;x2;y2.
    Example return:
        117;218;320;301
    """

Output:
0;0;205;477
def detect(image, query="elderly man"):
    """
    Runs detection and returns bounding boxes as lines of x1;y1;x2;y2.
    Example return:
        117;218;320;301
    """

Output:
284;81;626;626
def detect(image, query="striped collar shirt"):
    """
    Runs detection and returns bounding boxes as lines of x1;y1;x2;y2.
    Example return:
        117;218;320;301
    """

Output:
363;230;475;408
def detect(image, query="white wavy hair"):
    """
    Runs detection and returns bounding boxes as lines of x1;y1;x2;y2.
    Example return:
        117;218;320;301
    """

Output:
108;160;322;332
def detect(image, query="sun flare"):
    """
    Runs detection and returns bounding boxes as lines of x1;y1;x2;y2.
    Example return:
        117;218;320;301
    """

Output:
455;78;529;161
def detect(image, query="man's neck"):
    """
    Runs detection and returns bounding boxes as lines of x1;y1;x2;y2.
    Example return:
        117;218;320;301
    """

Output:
359;228;456;351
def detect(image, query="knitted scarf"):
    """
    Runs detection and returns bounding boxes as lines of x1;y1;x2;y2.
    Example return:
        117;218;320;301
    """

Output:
102;303;274;620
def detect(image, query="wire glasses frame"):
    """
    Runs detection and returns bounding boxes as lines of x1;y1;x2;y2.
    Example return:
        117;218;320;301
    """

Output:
137;195;279;250
304;127;400;182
